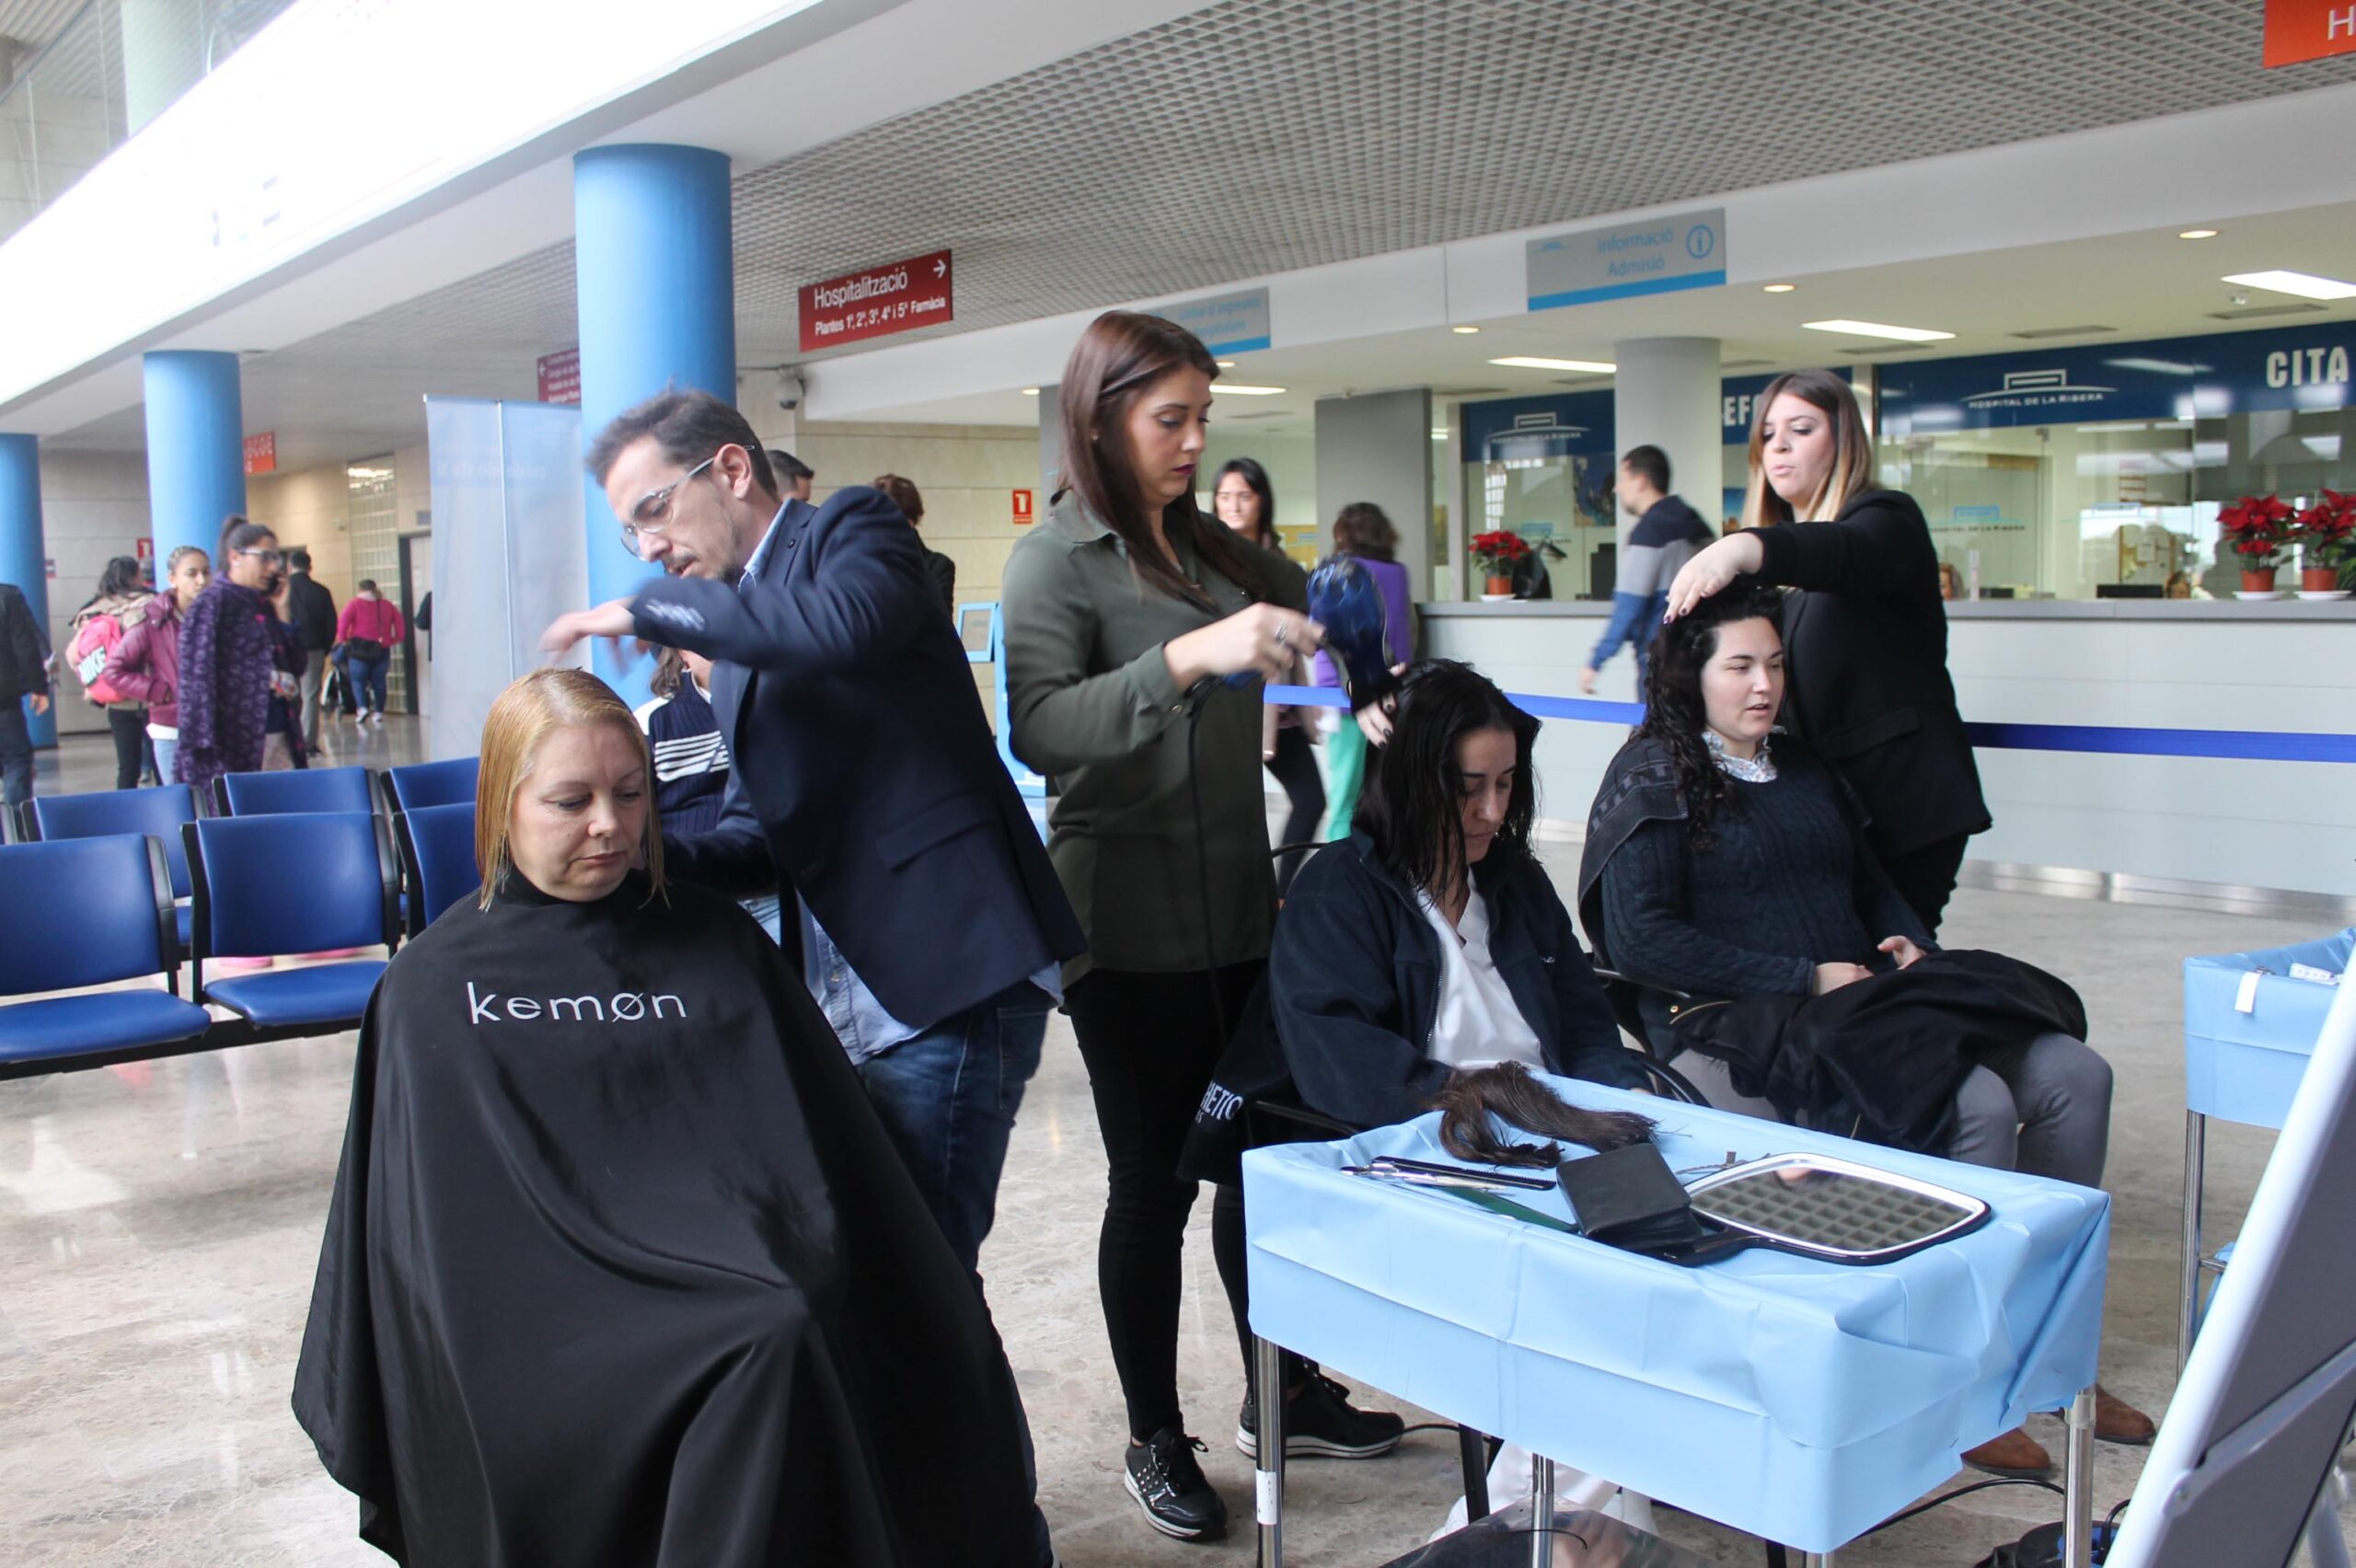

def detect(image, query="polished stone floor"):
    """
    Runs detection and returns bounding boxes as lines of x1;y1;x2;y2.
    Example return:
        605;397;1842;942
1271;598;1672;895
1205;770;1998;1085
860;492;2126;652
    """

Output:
1;720;2343;1564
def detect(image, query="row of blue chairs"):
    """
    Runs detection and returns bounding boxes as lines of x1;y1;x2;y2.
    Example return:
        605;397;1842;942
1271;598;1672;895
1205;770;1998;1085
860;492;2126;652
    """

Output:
0;759;485;1078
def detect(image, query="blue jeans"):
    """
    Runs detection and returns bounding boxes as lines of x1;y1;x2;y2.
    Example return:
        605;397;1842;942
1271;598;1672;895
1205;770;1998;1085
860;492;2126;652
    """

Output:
348;653;388;715
855;979;1052;1285
151;733;178;789
857;979;1054;1565
0;700;31;807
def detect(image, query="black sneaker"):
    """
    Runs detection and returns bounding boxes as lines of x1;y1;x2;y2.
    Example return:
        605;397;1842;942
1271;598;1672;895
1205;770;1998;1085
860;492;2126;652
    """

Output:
1236;1372;1407;1459
1123;1428;1228;1542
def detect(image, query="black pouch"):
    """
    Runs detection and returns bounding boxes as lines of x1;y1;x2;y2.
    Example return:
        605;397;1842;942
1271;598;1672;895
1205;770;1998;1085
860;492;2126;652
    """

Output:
1555;1142;1706;1255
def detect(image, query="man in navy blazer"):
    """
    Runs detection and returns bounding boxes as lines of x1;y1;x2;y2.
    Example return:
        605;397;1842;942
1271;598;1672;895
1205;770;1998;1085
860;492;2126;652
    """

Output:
545;392;1080;1563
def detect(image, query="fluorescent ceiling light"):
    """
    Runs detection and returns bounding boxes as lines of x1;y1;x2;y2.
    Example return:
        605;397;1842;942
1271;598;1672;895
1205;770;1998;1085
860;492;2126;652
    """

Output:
1216;360;1238;368
2178;228;2220;240
2106;358;2207;376
1429;429;1449;439
1489;355;1617;374
1801;319;1954;343
1215;384;1287;396
1451;325;1481;335
1761;282;1796;294
1020;387;1040;397
2222;270;2356;301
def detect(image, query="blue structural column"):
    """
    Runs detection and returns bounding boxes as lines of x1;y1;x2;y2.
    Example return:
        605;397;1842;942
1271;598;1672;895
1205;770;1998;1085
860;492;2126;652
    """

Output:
142;351;249;571
574;144;736;703
0;434;57;747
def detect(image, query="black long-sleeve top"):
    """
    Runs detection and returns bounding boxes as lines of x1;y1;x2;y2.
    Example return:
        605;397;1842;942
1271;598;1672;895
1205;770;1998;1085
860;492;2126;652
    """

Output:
1598;746;1931;1004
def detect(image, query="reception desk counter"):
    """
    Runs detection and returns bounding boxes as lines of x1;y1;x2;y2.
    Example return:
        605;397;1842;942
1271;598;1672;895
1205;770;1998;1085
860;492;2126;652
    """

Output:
1415;598;2356;907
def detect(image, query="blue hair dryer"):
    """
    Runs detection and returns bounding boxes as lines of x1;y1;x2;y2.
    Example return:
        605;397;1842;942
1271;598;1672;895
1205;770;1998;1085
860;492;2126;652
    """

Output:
1307;556;1399;711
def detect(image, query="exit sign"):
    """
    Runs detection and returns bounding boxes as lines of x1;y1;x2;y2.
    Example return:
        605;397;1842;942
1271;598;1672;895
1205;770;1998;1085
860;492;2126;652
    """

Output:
2265;0;2356;65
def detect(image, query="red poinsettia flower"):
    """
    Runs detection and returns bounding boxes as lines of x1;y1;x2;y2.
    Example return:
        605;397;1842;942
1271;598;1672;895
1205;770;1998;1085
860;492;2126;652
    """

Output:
2218;494;2292;563
1469;530;1533;570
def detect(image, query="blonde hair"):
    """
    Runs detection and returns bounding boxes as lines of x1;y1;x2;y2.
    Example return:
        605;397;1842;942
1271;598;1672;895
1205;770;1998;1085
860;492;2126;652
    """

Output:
1738;370;1878;531
475;667;664;908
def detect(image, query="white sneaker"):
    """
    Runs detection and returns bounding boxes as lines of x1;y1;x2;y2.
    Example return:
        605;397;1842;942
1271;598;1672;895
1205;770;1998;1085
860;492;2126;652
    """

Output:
368;710;385;725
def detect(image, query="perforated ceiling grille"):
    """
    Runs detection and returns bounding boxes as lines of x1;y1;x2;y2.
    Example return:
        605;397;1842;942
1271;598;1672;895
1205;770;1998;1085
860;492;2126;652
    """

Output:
56;0;2356;456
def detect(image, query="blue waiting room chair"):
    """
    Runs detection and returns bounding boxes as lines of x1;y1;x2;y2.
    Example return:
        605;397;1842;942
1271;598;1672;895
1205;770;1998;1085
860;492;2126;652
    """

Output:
393;801;480;936
380;756;478;817
0;834;213;1077
216;764;376;818
183;812;399;1034
23;784;202;955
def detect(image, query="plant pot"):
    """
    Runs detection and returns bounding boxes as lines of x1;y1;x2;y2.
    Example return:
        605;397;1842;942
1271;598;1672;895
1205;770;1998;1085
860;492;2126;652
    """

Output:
2303;566;2341;593
2240;567;2280;594
1484;574;1514;596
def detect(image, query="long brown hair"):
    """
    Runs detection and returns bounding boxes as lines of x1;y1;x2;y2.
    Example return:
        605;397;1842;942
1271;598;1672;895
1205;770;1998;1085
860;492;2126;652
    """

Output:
1054;311;1265;605
1738;369;1877;530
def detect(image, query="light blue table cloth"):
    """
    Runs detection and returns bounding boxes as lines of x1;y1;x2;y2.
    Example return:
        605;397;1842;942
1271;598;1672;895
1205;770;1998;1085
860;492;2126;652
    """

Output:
1242;1078;2108;1553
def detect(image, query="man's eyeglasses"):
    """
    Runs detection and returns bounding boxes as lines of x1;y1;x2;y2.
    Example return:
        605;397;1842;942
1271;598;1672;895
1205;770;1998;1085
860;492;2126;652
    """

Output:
237;548;286;567
620;454;720;556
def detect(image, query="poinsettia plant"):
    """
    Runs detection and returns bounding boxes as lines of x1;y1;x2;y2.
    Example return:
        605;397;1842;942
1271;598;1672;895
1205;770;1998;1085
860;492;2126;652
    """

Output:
2217;494;2293;570
2291;489;2356;572
1470;530;1532;577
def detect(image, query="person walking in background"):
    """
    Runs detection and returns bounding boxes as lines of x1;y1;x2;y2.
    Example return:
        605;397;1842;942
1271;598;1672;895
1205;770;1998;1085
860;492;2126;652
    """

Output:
1316;502;1414;842
768;447;814;504
1664;369;1989;935
178;518;306;800
873;473;957;615
68;556;155;789
633;644;783;941
1003;311;1398;1548
101;546;209;789
283;548;338;751
0;579;50;809
334;579;404;725
1213;456;1324;896
1578;444;1713;696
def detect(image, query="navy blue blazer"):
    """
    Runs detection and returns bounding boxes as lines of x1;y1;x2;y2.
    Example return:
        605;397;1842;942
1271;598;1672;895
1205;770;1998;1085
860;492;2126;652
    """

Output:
629;485;1084;1029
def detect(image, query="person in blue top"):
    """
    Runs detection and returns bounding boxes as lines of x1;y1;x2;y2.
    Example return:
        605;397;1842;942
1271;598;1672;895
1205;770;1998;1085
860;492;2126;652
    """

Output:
1578;444;1714;696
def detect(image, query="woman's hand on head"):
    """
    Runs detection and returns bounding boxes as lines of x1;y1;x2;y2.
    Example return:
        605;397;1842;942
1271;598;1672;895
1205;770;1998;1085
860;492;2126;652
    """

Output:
1163;604;1324;690
1663;534;1765;621
1351;663;1409;744
1877;936;1927;969
1811;962;1872;996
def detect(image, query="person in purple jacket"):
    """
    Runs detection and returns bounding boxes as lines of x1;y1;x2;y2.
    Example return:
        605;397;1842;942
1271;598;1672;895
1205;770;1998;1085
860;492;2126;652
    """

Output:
1314;502;1415;840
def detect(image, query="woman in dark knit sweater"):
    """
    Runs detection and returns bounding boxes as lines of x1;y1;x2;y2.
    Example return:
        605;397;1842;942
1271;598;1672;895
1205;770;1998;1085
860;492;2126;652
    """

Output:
1579;583;2145;1473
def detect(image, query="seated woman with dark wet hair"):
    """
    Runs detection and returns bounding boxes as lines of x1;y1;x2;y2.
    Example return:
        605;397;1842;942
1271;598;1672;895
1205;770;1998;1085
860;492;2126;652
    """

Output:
1270;659;1648;1132
1576;583;2149;1474
294;666;1038;1568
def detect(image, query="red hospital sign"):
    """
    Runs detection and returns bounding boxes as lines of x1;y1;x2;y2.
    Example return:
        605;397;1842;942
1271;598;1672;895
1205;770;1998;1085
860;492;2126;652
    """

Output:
2265;0;2356;64
800;250;953;353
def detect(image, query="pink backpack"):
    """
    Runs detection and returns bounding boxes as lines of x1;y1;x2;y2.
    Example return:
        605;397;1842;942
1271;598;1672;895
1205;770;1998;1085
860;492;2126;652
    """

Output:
71;611;128;704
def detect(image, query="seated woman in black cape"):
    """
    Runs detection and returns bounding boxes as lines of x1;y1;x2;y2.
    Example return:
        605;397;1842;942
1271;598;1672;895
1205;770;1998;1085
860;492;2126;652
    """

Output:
294;667;1036;1568
1269;659;1650;1129
1575;584;2150;1473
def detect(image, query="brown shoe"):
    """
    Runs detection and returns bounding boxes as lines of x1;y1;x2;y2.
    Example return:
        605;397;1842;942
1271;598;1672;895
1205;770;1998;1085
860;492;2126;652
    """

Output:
2088;1385;2155;1447
1962;1426;2052;1478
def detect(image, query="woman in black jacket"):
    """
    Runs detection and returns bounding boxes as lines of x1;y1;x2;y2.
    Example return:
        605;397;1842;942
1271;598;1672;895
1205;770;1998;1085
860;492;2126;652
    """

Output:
1271;660;1648;1132
1663;369;1988;934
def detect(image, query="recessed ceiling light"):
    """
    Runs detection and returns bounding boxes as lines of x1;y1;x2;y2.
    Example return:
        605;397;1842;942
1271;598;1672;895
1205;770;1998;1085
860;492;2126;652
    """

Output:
1020;387;1040;397
1451;325;1481;335
2177;229;2220;240
1214;384;1287;396
1489;355;1617;374
2222;270;2356;302
1761;282;1796;294
1801;318;1955;343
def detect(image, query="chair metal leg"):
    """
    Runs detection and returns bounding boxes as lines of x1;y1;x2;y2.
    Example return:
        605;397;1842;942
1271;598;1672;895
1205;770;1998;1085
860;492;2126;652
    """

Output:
1254;1334;1286;1568
2065;1386;2096;1568
1459;1426;1492;1522
2306;1469;2353;1568
1764;1546;1790;1568
2180;1109;2206;1374
1530;1455;1554;1568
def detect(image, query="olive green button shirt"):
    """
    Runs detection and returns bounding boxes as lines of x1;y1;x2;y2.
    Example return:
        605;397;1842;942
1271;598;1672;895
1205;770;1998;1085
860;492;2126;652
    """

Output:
1002;495;1309;982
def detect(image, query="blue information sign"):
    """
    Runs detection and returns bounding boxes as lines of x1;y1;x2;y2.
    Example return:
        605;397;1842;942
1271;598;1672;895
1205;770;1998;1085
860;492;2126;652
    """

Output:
1147;286;1273;355
1527;208;1727;311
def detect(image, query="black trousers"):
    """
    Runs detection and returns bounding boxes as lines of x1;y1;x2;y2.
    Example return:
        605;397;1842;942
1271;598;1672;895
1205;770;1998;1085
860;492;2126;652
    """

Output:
106;708;145;790
1880;831;1972;940
1066;963;1267;1442
1265;723;1324;898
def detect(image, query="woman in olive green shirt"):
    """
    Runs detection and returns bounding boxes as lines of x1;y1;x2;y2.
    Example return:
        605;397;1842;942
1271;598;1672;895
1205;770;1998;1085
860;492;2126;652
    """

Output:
1003;312;1400;1543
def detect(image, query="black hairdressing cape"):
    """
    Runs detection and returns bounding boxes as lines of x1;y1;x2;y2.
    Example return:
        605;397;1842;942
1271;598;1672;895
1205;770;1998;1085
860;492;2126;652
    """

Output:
293;873;1035;1567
